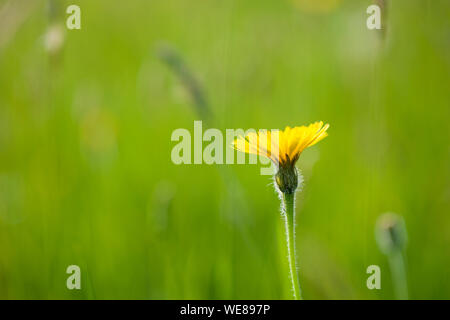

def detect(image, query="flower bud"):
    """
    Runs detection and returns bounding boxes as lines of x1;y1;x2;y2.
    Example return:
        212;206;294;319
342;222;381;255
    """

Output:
375;212;407;255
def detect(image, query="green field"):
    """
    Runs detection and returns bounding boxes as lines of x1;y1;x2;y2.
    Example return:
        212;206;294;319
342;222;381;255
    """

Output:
0;0;449;299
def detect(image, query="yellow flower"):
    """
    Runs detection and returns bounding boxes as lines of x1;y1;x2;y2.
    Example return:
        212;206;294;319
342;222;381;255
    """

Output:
233;121;329;168
233;121;329;194
233;121;330;299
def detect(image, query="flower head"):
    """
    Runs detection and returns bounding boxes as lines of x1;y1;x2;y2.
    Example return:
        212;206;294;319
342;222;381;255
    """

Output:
376;213;408;254
233;121;329;167
233;121;329;193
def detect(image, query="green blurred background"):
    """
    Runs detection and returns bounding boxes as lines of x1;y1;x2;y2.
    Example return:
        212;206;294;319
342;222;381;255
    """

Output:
0;0;449;299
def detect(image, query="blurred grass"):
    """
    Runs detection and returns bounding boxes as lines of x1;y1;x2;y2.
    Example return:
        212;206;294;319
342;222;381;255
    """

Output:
0;0;449;299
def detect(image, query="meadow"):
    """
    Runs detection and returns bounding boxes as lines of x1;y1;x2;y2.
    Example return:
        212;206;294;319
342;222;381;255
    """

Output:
0;0;449;299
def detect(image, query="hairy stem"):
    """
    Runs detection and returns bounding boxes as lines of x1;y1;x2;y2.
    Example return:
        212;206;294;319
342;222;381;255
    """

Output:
282;192;302;300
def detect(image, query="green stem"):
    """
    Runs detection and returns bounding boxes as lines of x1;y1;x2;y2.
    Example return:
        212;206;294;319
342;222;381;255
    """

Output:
388;250;408;300
282;192;302;300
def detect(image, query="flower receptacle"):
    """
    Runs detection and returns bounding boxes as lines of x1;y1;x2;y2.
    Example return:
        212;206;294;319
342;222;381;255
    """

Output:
275;165;298;194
